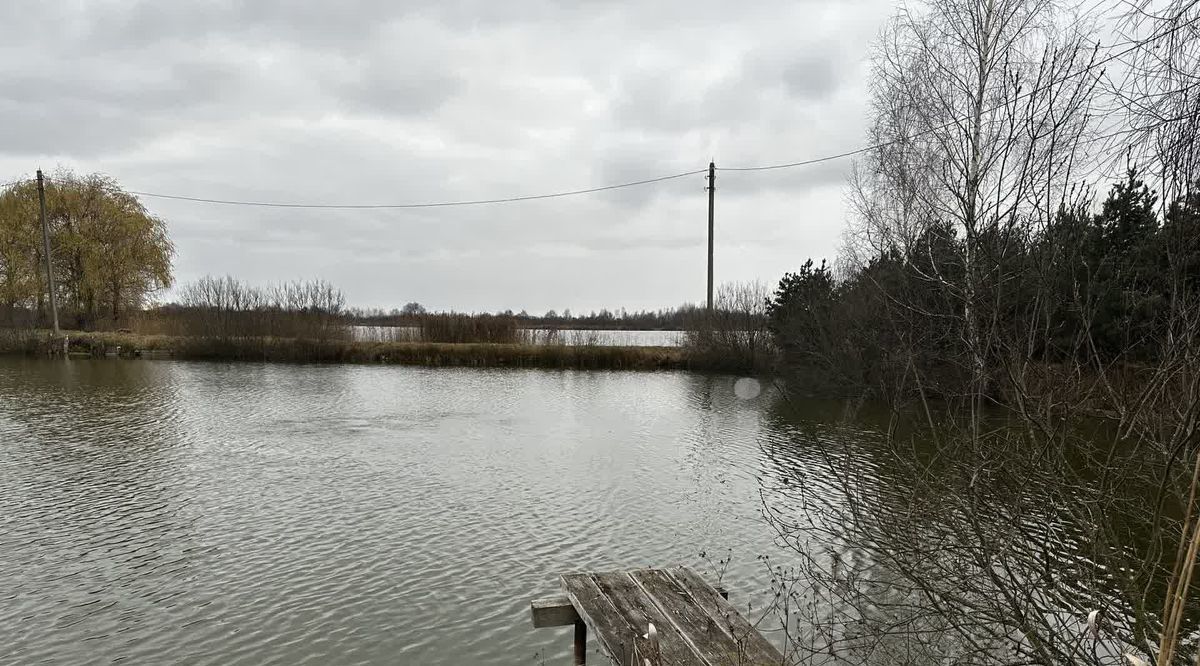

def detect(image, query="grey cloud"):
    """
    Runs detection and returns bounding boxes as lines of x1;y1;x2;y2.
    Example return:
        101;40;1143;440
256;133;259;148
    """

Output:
735;40;852;103
0;0;896;312
578;235;703;252
338;61;464;116
0;102;137;156
609;60;847;143
346;73;462;115
4;58;243;111
77;1;398;53
782;54;840;99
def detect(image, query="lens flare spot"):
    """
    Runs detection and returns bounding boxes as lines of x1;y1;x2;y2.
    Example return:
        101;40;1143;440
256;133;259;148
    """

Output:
733;377;762;400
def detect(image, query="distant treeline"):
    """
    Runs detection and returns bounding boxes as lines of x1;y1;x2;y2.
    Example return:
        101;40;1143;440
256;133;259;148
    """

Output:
133;275;712;351
345;304;699;330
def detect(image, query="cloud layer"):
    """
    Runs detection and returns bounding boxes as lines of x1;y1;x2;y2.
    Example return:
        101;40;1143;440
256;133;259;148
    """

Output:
0;0;891;312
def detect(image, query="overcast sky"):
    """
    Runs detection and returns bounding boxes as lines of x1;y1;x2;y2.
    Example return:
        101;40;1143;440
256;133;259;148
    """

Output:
0;0;894;314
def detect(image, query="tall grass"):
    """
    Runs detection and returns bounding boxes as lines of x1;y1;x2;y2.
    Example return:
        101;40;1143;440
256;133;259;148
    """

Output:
523;328;602;346
0;326;728;372
418;313;518;343
27;331;688;369
0;327;45;354
353;325;419;343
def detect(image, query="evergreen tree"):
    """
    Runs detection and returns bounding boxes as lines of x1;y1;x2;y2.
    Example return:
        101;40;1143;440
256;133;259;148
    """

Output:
1092;169;1161;360
1162;187;1200;291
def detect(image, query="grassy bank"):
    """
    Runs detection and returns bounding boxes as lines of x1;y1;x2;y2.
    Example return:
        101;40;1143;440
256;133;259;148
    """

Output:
1;330;689;371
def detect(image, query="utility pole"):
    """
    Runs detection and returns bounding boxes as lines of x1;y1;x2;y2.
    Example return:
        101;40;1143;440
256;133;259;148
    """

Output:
706;161;715;313
36;169;59;334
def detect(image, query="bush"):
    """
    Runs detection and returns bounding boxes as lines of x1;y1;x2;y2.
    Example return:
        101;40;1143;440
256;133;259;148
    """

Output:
153;275;350;342
418;313;518;344
682;281;774;372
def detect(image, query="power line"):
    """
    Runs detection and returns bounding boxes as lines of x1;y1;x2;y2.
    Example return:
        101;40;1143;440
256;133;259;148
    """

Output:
719;10;1200;172
718;146;880;173
113;168;707;210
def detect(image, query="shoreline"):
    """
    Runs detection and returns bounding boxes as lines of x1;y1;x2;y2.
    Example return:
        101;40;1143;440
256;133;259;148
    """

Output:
1;330;691;371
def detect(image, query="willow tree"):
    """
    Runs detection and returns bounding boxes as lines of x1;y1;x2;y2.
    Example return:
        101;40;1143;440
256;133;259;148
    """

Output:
0;171;174;328
0;181;42;324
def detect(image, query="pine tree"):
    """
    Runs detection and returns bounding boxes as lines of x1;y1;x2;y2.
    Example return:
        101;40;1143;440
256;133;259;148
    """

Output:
1092;168;1161;360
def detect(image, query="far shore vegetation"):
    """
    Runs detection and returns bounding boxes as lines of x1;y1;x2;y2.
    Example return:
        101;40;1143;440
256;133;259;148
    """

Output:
0;178;774;371
0;265;772;371
0;328;687;370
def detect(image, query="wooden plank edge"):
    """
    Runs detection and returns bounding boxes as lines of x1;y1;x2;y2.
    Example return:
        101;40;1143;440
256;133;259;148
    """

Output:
561;573;641;664
531;596;582;628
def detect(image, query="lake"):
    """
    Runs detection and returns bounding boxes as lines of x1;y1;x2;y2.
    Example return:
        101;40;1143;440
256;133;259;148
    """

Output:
0;358;1141;664
352;326;683;347
0;358;795;664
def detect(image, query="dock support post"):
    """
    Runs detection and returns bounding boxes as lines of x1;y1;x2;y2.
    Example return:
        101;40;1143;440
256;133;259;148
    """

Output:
573;619;587;665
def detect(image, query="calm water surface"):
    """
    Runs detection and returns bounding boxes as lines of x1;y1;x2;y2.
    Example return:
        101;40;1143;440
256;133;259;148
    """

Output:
0;358;826;665
0;358;1128;665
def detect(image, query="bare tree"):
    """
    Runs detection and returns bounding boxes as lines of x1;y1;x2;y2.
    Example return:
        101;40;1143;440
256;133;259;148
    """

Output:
683;281;773;372
849;0;1098;398
1115;0;1200;205
176;275;349;342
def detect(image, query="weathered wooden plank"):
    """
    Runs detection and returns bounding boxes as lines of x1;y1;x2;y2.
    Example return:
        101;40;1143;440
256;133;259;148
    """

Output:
589;571;707;666
530;596;581;628
629;568;749;665
561;572;645;665
551;568;782;666
667;567;785;664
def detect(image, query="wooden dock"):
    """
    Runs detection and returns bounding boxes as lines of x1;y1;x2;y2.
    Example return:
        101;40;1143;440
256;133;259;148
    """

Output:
530;566;784;665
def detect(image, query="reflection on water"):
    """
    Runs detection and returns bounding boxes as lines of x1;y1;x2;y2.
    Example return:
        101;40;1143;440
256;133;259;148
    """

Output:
0;359;1156;664
754;397;1189;664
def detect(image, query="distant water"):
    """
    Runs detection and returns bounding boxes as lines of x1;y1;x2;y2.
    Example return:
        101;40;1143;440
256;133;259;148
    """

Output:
352;326;682;347
0;359;1130;664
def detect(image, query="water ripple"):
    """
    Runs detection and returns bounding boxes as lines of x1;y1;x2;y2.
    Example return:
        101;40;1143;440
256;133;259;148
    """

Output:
0;358;1110;665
